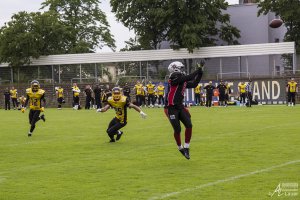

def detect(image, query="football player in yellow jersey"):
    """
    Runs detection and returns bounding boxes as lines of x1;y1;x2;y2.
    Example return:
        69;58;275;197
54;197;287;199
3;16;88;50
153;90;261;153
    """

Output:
286;78;298;106
146;81;156;108
10;86;19;109
18;95;26;110
97;87;147;142
133;81;143;107
194;83;201;106
72;83;81;110
225;82;231;107
55;86;65;109
238;81;247;106
140;84;147;107
156;82;165;107
21;80;46;137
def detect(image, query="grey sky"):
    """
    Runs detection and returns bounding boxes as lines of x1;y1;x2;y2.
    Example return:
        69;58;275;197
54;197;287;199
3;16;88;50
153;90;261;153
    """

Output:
0;0;239;52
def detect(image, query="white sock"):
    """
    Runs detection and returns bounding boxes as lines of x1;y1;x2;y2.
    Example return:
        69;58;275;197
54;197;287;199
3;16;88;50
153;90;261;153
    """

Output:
178;145;183;150
184;143;190;148
117;130;122;135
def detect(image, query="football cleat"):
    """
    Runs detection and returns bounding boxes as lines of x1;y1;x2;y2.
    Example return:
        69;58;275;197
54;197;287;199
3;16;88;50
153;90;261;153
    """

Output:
28;132;32;137
179;148;186;157
184;148;190;160
40;114;46;122
116;131;123;141
109;138;115;143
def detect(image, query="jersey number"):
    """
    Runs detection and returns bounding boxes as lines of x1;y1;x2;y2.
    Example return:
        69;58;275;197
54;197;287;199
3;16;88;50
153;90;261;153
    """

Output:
31;98;38;106
116;108;123;115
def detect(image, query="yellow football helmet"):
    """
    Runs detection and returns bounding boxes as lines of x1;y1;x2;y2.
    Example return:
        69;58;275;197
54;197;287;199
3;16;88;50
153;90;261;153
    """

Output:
112;87;122;101
31;80;40;92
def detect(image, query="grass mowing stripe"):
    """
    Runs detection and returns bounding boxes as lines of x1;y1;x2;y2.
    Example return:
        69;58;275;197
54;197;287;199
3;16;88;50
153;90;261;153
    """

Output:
149;159;300;200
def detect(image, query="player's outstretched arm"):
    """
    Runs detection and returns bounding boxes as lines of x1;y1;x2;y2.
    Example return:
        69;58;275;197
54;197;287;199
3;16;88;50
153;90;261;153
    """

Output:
129;103;147;119
96;104;110;113
21;95;30;113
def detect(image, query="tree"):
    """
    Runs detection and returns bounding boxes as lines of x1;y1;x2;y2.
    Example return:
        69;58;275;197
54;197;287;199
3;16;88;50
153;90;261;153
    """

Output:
257;0;300;52
0;11;72;67
41;0;116;53
110;0;240;52
111;0;167;50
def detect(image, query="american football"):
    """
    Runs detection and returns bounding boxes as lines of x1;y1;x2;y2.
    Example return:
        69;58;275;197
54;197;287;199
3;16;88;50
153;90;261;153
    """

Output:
269;19;283;28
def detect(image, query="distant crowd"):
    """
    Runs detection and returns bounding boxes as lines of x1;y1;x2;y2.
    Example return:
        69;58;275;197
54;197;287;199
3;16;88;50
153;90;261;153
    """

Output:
1;77;298;110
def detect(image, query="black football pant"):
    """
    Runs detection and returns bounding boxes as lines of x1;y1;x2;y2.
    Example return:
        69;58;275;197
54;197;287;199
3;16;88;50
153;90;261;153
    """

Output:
288;92;296;105
166;107;192;133
85;96;91;109
195;94;201;105
206;95;212;107
148;94;155;105
240;93;246;104
95;96;102;109
57;97;63;108
73;96;79;107
5;100;10;110
29;110;41;133
136;95;142;106
246;92;253;107
158;95;164;105
106;118;126;140
12;98;18;108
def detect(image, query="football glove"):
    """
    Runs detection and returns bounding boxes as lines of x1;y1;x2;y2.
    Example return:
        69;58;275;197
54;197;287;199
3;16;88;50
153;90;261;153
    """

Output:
21;108;25;113
40;107;45;112
96;108;102;112
196;60;205;71
140;111;147;119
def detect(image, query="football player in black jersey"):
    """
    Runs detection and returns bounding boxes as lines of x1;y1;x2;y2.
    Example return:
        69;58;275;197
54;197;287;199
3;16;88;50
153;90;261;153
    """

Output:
165;61;204;159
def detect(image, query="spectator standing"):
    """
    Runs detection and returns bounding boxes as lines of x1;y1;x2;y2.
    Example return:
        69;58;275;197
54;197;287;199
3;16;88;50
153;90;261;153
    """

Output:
246;80;253;107
123;82;131;102
84;85;93;109
217;80;227;106
286;78;298;106
204;81;215;107
10;86;18;109
93;84;102;109
4;88;11;110
194;83;201;106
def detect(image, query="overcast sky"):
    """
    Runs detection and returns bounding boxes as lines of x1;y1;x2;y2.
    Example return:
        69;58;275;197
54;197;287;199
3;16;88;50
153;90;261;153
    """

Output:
0;0;239;52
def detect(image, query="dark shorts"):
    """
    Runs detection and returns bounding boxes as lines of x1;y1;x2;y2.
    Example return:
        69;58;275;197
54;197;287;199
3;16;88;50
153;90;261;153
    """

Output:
165;106;192;133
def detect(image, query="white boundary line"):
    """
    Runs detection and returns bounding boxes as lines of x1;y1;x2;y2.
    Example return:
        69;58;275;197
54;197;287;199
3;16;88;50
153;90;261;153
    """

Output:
149;159;300;200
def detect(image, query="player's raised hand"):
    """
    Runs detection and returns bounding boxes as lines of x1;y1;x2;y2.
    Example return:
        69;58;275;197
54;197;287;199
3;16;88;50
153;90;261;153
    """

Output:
196;60;205;71
140;111;147;119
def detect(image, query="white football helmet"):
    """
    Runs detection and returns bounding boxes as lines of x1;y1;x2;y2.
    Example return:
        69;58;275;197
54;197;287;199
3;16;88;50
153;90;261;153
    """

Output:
168;61;185;74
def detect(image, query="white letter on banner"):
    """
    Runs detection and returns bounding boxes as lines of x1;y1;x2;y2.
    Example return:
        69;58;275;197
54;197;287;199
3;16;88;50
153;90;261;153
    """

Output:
262;81;270;100
253;81;260;100
272;81;280;100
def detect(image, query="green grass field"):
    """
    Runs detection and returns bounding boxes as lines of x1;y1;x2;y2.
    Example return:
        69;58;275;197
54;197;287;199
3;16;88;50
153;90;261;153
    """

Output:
0;105;299;200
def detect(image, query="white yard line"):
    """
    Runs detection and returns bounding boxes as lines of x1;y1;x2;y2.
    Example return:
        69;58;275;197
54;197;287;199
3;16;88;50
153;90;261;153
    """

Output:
148;159;300;200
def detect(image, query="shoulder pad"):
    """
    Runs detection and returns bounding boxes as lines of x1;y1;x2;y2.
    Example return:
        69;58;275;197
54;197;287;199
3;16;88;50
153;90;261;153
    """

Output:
26;88;31;93
121;96;127;102
107;96;113;101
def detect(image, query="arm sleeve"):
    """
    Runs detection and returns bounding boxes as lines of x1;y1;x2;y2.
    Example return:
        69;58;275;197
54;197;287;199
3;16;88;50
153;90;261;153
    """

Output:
170;69;201;85
186;70;203;88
